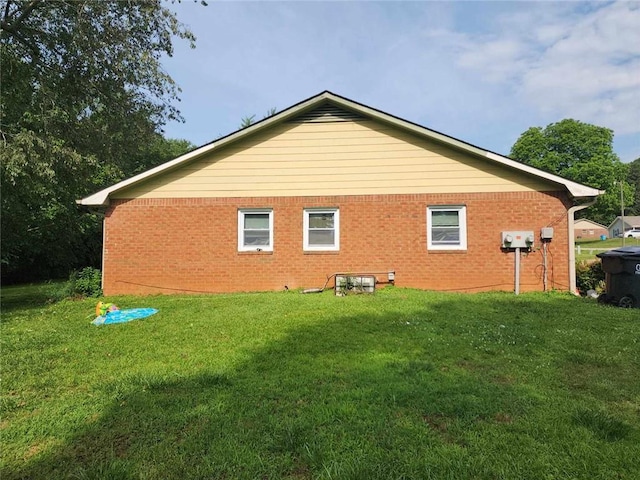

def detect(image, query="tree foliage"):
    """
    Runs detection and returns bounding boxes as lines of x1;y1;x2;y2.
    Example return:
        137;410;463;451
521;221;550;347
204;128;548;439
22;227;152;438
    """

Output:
239;107;278;129
1;0;197;281
510;119;633;225
627;158;640;216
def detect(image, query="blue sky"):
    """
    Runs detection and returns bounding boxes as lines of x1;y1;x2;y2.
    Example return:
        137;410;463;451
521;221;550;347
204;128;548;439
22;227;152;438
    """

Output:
161;1;639;163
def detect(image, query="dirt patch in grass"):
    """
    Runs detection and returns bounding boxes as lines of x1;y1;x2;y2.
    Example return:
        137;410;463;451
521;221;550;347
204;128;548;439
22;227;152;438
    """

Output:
422;414;466;446
493;412;514;424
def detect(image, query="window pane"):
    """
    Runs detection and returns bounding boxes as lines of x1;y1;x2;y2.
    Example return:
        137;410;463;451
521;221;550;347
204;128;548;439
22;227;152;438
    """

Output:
309;229;335;245
428;206;466;250
244;213;269;229
244;230;270;246
308;213;334;229
431;211;459;227
432;227;460;244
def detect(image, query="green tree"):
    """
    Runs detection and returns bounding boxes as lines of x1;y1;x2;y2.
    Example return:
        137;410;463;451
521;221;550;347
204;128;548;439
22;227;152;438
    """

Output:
1;0;198;281
627;158;640;216
239;107;278;129
510;119;632;225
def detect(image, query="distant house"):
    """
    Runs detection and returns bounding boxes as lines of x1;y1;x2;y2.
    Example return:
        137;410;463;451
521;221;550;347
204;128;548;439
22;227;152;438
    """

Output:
574;219;608;240
78;91;602;295
608;216;640;238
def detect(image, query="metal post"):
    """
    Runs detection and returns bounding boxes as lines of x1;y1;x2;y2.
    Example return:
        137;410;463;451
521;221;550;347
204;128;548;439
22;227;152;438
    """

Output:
542;242;548;292
515;247;520;295
621;180;625;247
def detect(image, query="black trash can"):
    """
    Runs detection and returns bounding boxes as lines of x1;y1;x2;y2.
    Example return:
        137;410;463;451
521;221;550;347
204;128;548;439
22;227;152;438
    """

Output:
596;246;640;308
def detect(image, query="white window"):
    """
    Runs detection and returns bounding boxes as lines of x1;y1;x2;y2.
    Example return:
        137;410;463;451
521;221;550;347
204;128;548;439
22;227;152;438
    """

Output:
427;205;467;251
238;209;273;252
304;208;339;251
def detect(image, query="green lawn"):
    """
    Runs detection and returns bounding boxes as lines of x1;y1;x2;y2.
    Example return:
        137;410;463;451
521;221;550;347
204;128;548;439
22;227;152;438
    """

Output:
575;237;640;262
2;286;639;479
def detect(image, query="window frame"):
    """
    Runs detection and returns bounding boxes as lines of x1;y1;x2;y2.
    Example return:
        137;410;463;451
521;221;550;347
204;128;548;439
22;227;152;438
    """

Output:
237;208;273;252
303;208;340;252
427;205;467;251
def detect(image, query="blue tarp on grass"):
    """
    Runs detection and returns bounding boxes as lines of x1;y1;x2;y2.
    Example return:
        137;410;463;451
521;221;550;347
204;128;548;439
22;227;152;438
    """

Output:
92;308;158;326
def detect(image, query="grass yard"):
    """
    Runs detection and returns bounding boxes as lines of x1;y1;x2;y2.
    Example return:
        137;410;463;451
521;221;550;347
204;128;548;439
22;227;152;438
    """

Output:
575;237;640;263
1;285;639;479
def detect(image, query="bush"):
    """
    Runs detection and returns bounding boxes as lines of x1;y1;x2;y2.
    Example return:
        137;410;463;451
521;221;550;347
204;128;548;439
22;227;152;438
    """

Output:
69;267;103;297
576;260;605;295
49;268;102;300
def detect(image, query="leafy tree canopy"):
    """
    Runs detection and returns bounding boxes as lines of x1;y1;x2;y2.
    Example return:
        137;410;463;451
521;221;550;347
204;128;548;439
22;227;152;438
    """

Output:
1;0;197;281
627;158;640;216
510;119;633;225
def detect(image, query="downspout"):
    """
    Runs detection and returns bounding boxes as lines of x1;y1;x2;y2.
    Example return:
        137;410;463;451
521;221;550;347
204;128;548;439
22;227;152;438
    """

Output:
101;216;106;292
568;198;599;294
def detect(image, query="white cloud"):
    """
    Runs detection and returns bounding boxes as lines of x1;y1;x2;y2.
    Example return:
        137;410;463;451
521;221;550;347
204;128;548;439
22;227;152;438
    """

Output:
161;0;639;161
432;1;640;135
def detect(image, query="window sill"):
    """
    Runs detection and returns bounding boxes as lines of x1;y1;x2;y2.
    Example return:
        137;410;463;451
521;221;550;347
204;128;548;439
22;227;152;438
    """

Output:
427;249;467;254
238;250;273;255
303;251;340;255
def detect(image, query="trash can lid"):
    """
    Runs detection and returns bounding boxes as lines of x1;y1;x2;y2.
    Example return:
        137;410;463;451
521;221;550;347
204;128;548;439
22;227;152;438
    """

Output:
596;246;640;259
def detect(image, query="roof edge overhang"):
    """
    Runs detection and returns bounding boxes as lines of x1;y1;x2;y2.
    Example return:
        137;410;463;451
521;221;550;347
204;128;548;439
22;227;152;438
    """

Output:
574;218;608;229
483;152;604;199
78;92;339;207
78;90;604;207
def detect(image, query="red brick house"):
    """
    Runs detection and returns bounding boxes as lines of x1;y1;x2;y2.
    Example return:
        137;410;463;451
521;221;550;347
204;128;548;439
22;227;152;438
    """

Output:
79;91;602;295
574;219;608;240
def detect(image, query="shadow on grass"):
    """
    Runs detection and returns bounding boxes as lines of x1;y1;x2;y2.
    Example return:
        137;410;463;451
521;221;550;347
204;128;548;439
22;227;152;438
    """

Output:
8;295;638;480
0;282;65;314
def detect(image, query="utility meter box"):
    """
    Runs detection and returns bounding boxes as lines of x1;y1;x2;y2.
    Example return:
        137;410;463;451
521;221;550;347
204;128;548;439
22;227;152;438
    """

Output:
501;231;535;249
541;227;554;240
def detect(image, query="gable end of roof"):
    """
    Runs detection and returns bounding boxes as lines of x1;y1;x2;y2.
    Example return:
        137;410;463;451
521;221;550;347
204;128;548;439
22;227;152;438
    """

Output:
78;90;604;206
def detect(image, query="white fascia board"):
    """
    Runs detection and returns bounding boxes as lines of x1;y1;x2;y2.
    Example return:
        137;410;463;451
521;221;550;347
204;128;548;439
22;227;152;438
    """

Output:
78;90;604;206
326;93;490;156
78;144;214;206
78;93;335;207
484;152;603;199
326;94;604;199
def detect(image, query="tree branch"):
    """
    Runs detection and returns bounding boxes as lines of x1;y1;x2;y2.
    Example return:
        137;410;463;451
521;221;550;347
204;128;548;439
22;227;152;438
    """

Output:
8;26;40;63
2;0;13;28
1;0;43;34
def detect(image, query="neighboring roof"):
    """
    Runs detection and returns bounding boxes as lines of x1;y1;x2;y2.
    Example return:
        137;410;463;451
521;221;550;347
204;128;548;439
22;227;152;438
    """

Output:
574;218;607;229
607;216;640;229
78;91;604;207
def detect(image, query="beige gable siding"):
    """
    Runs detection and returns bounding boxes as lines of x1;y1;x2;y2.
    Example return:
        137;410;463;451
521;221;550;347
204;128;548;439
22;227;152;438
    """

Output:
574;219;606;230
114;120;557;199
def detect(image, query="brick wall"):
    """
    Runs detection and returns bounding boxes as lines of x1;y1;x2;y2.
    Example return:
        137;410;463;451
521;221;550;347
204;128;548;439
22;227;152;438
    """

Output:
103;191;572;295
575;226;608;240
